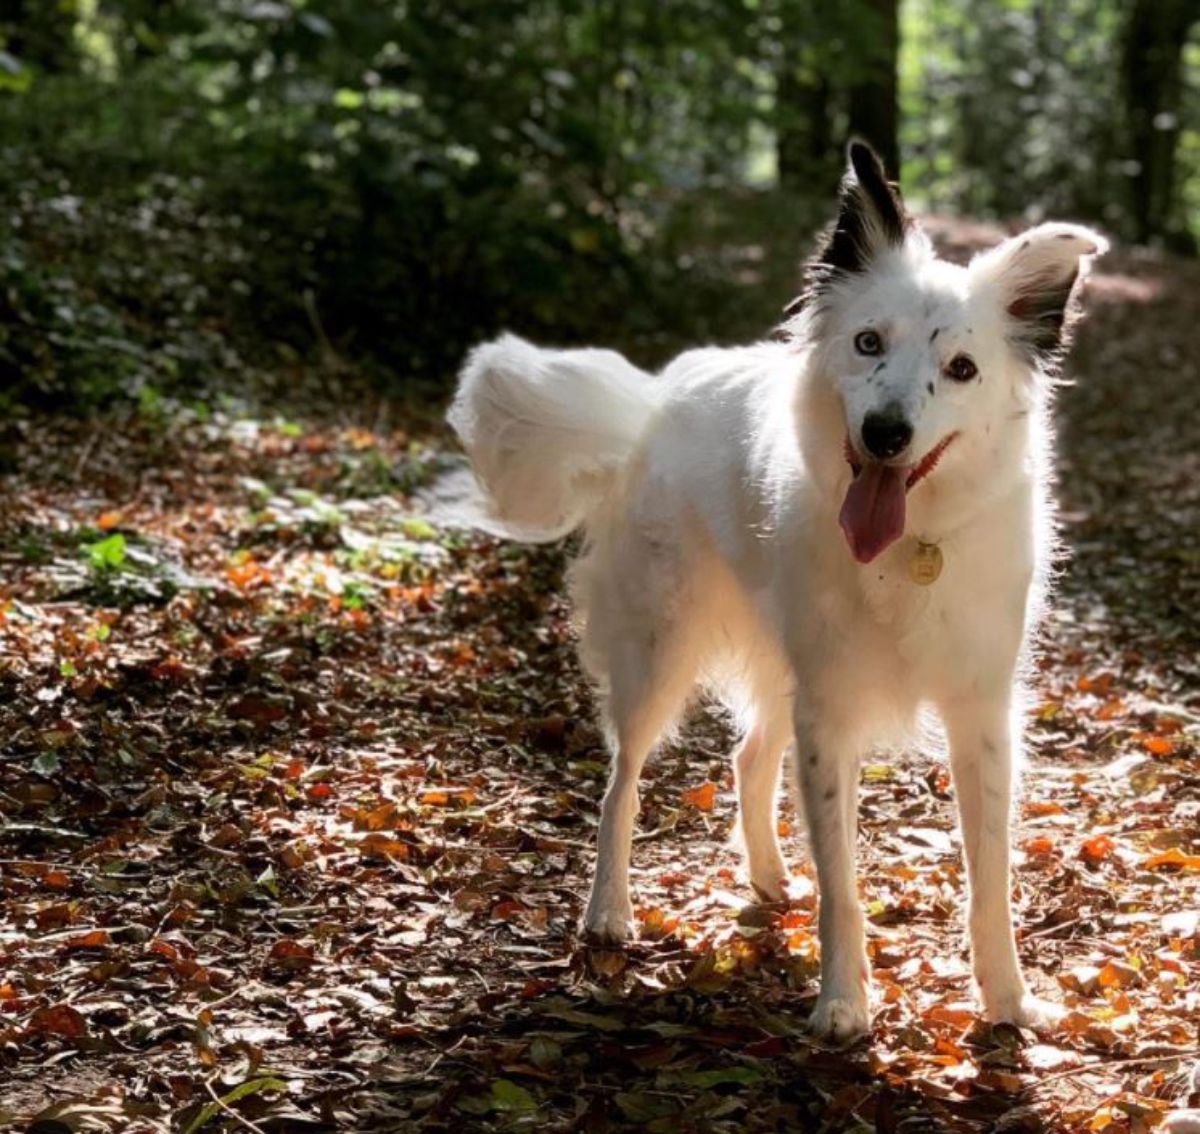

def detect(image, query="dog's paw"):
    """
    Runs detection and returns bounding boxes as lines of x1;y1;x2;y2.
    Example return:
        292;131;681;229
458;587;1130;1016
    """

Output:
1164;1109;1200;1134
808;991;871;1044
749;870;788;904
582;895;635;944
983;992;1064;1032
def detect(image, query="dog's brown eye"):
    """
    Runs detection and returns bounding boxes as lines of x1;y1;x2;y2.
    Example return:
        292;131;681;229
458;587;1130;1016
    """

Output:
946;354;978;382
854;330;883;356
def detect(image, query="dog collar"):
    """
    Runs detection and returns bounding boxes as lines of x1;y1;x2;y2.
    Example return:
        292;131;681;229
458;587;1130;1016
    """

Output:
909;540;943;586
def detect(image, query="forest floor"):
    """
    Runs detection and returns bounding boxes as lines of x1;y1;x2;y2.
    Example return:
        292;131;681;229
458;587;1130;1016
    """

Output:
1;225;1198;1134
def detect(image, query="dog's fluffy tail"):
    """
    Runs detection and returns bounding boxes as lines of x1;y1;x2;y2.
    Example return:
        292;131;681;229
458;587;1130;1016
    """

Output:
448;334;659;541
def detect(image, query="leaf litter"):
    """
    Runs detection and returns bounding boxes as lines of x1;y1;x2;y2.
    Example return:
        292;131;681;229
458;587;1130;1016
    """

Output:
0;228;1197;1132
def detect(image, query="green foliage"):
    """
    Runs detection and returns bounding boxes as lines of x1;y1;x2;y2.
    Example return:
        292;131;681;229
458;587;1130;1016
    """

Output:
902;0;1132;228
0;0;1194;410
83;533;127;572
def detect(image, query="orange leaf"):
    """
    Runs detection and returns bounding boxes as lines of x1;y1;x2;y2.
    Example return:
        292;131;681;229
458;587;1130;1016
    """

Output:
1077;672;1115;696
356;833;409;861
1025;801;1065;818
29;1004;88;1039
352;802;399;831
1080;834;1115;864
1141;847;1200;872
226;559;272;590
933;1036;967;1065
637;907;680;936
148;939;180;962
1140;736;1174;757
63;930;109;951
1023;836;1055;856
682;781;717;812
925;1001;976;1028
786;930;817;957
267;939;315;970
96;511;123;531
1097;962;1132;989
780;910;811;930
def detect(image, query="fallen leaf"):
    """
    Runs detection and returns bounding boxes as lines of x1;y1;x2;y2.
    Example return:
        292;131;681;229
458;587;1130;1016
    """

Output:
1142;848;1200;872
1080;834;1116;864
28;1004;88;1039
682;781;717;812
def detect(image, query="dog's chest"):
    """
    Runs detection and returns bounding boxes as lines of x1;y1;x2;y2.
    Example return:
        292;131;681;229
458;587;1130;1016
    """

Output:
851;527;1032;688
858;536;945;629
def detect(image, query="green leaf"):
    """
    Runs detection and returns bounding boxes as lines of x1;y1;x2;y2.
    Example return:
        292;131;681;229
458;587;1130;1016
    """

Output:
181;1077;288;1134
32;752;60;777
677;1066;764;1088
256;865;279;899
615;1092;678;1122
400;517;437;541
544;1006;625;1031
83;533;127;571
490;1079;537;1113
528;1035;561;1070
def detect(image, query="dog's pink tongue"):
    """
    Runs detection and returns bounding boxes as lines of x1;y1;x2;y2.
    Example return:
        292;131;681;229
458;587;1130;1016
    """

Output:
839;463;907;564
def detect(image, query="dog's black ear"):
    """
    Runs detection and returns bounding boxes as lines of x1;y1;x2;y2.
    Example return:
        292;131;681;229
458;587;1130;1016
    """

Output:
970;223;1109;370
785;140;910;316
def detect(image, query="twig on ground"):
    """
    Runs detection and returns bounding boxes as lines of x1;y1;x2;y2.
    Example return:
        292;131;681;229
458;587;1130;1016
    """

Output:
1029;1050;1200;1093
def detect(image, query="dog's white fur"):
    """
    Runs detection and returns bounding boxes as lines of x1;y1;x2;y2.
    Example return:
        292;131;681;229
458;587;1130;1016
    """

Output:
449;145;1106;1041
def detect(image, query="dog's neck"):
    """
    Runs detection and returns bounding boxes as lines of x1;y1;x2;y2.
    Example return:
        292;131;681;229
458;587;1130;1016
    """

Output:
791;353;1048;553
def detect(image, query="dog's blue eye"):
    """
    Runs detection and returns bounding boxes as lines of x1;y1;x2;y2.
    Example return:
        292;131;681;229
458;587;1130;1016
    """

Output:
854;330;883;356
945;354;978;382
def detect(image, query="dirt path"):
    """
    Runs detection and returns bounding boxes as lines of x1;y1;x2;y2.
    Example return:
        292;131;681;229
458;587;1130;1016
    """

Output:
0;234;1197;1132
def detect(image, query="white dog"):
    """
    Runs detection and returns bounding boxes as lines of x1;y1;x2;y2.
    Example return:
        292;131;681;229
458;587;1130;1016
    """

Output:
448;141;1106;1042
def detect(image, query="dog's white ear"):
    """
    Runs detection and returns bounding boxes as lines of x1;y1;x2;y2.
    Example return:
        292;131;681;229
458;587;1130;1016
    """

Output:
788;140;911;315
971;223;1109;368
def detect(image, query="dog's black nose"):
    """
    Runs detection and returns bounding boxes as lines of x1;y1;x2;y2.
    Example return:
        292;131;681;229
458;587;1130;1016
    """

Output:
861;411;913;461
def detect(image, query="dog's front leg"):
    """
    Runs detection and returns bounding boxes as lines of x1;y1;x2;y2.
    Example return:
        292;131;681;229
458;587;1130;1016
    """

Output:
941;694;1061;1030
794;715;870;1042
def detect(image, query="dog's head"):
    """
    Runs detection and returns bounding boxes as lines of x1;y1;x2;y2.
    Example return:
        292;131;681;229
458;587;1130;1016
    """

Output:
790;141;1107;564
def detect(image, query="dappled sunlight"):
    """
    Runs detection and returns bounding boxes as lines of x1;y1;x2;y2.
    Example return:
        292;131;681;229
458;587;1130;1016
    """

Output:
1;1;1197;1130
1;380;1197;1129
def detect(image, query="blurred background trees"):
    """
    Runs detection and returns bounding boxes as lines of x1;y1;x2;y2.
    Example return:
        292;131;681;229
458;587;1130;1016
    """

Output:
0;0;1195;411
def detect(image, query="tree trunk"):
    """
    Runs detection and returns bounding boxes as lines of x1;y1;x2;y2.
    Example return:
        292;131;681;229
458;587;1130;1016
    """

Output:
1121;0;1197;245
775;0;837;195
776;64;832;192
846;0;900;177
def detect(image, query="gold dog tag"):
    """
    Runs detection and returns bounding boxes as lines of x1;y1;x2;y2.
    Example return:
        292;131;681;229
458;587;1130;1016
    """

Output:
909;541;943;586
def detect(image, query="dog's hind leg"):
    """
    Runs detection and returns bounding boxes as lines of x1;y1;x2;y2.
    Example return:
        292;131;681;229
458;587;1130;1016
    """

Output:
582;629;699;944
734;715;790;902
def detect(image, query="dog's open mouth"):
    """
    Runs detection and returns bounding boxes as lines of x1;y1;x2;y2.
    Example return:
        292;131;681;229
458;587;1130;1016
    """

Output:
839;432;959;564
